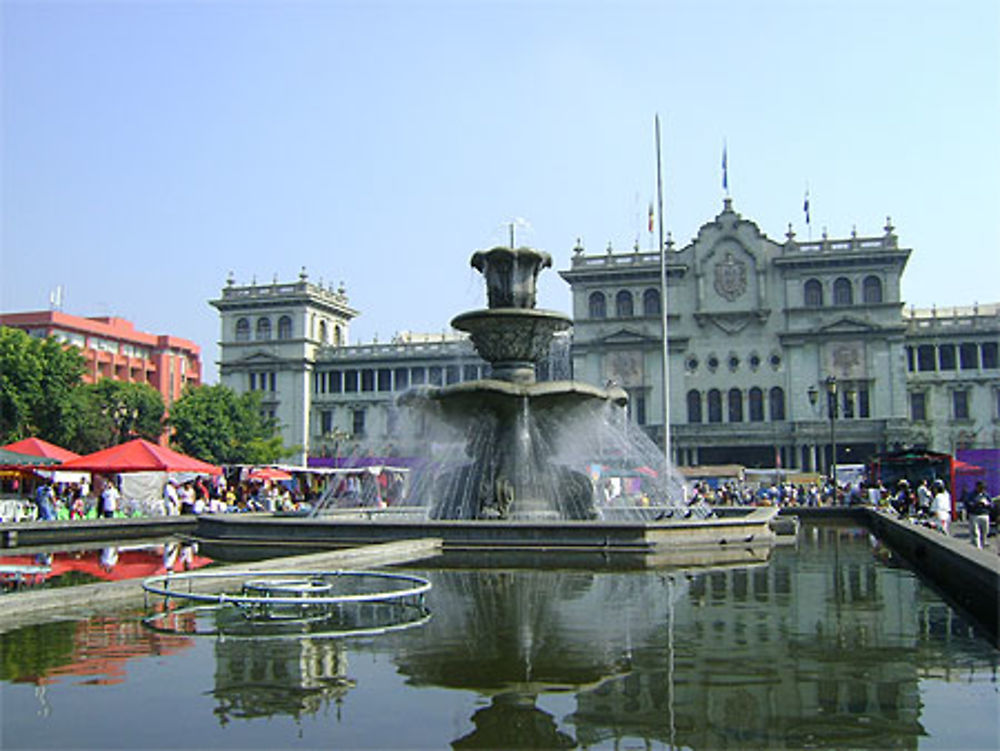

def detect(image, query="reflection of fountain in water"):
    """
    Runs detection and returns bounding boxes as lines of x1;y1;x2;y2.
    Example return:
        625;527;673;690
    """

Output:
394;244;686;521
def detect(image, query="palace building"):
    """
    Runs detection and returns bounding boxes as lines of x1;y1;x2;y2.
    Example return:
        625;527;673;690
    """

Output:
212;201;999;469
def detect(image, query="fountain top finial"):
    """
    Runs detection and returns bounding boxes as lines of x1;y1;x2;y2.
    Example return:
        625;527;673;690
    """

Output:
470;246;552;310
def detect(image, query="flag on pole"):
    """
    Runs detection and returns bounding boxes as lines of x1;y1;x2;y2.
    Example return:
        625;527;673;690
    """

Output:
648;202;655;233
722;142;728;192
803;189;811;224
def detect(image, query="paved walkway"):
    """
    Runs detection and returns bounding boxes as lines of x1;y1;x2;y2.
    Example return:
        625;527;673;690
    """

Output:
934;518;1000;555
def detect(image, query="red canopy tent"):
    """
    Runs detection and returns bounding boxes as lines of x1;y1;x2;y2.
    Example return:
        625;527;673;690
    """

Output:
60;438;221;476
247;466;293;482
1;437;80;463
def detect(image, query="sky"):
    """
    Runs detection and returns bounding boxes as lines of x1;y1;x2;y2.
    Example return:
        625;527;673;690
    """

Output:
3;0;998;382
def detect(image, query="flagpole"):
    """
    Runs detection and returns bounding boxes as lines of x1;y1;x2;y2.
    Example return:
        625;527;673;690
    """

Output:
656;114;672;469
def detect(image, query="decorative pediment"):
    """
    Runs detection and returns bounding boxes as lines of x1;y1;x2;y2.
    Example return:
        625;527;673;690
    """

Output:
693;309;770;335
598;328;661;345
234;350;284;365
817;316;880;335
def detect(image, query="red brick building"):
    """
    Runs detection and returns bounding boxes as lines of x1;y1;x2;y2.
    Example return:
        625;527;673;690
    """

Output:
0;310;202;407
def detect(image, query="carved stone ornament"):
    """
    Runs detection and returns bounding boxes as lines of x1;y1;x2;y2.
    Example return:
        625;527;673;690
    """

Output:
713;252;748;301
605;350;643;387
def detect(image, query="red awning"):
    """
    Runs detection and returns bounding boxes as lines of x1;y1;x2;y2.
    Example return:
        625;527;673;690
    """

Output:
954;459;985;474
60;438;221;476
247;467;293;482
1;437;80;463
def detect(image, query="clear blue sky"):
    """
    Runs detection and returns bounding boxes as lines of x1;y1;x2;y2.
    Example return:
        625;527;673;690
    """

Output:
3;0;998;381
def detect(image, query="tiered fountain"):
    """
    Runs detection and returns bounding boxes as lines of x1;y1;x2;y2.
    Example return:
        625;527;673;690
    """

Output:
402;245;629;520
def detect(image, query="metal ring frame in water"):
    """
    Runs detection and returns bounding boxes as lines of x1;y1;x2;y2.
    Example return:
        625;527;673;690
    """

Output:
141;569;433;639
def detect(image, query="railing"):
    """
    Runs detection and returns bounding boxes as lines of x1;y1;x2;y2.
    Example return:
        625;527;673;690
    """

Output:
220;281;351;306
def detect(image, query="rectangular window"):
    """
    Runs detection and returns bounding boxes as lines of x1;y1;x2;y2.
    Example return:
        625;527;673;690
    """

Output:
352;409;366;437
344;370;359;392
394;368;410;391
842;390;854;419
905;346;915;372
429;366;443;386
446;365;460;384
249;372;257;391
329;370;342;394
953;390;969;420
361;369;375;392
960;343;979;370
910;392;926;421
635;394;647;426
858;387;870;418
377;369;392;392
463;365;479;381
917;345;936;371
320;410;333;435
411;367;426;385
269;372;276;392
314;372;323;394
938;344;956;370
981;342;998;369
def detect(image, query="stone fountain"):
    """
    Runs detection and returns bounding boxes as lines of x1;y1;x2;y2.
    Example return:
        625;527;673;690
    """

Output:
403;246;627;520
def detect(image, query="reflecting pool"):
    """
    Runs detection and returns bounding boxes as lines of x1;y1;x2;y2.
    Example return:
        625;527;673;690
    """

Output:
2;522;997;750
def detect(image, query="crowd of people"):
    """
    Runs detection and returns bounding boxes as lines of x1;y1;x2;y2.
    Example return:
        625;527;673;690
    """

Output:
688;475;996;549
6;467;998;552
4;472;317;522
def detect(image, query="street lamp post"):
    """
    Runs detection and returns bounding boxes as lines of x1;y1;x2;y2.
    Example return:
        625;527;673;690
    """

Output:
808;376;839;493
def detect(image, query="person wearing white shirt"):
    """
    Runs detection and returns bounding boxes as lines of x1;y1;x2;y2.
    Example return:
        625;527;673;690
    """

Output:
100;481;118;519
931;480;952;535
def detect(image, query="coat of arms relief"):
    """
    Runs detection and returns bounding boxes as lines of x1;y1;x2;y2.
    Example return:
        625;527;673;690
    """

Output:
713;252;748;301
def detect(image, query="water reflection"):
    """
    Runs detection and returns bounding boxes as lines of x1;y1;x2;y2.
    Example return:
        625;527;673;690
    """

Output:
1;523;997;750
211;636;355;724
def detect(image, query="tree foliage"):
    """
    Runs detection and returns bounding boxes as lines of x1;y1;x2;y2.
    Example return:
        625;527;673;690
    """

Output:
66;380;166;454
169;383;286;465
0;327;85;444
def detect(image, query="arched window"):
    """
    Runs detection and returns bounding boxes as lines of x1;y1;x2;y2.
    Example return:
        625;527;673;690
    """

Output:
863;275;883;304
235;318;250;342
687;390;702;424
642;288;660;316
255;317;271;341
748;387;764;422
833;277;853;306
804;279;824;307
769;387;786;421
707;389;722;423
728;388;743;423
318;320;328;344
588;291;606;319
277;316;292;340
334;326;343;347
615;290;634;318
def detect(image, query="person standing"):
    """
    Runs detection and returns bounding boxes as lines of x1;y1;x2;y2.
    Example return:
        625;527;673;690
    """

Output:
100;479;119;519
931;480;952;535
34;483;55;521
967;481;992;550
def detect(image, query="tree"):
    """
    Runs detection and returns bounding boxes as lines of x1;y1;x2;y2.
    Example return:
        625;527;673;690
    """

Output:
66;380;166;453
0;327;85;444
169;384;286;465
